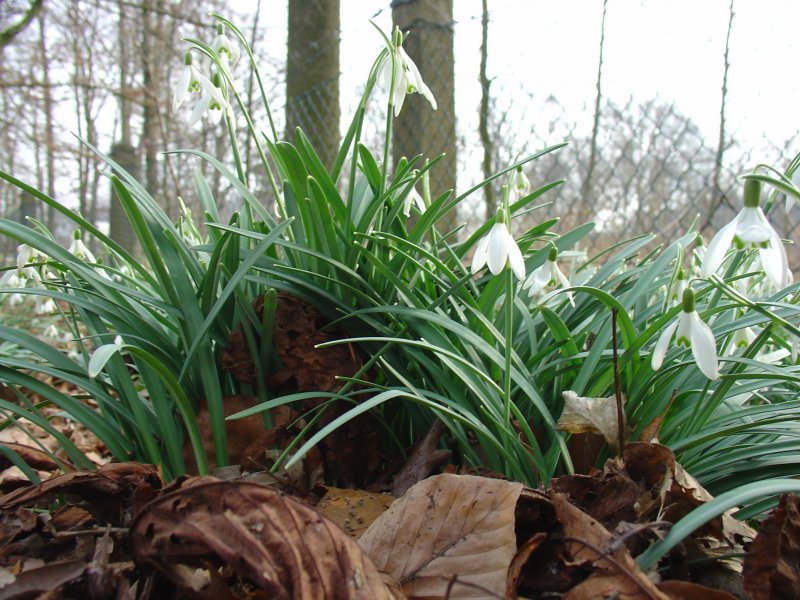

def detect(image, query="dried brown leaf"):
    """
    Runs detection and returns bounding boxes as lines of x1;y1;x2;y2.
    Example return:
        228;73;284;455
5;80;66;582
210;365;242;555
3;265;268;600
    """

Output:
656;579;739;599
559;391;627;452
0;463;161;525
391;419;452;497
358;473;522;599
317;487;394;540
131;478;398;600
744;493;800;600
0;560;85;600
552;493;669;600
505;532;547;599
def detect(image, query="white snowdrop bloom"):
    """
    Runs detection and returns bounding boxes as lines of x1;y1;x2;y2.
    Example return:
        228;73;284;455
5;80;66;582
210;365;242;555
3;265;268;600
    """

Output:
187;71;231;127
211;28;239;90
43;324;60;339
380;27;437;116
402;183;426;217
727;326;756;355
651;288;719;380
471;213;525;281
34;297;56;315
173;53;213;112
523;246;574;306
667;268;687;306
700;178;790;289
68;229;96;263
508;166;531;201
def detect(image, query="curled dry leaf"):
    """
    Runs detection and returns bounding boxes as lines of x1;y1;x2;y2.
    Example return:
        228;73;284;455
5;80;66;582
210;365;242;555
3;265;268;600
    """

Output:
0;560;86;599
0;462;161;524
358;473;523;599
743;493;800;600
559;390;627;452
390;419;452;497
551;493;669;600
130;478;398;600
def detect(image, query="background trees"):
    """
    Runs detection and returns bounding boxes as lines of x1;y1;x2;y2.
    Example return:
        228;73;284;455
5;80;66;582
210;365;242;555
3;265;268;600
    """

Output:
0;1;796;263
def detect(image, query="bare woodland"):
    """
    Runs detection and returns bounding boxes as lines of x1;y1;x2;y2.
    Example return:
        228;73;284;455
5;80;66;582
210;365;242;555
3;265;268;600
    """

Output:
1;0;797;262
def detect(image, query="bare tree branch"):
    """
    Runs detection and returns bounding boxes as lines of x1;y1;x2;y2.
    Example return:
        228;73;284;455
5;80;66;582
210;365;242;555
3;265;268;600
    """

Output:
0;0;44;49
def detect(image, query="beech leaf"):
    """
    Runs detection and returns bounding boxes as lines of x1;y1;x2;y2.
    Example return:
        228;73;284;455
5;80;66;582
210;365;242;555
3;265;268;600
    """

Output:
131;478;398;600
559;390;627;451
358;473;523;599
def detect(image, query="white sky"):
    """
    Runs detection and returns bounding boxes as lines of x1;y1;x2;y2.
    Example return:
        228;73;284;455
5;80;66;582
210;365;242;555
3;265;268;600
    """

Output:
259;0;798;150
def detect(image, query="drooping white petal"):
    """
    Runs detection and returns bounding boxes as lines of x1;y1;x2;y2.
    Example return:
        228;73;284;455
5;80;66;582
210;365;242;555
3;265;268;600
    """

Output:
688;311;719;379
486;223;510;275
173;65;192;111
471;234;490;274
554;263;571;289
507;234;526;280
188;93;212;128
651;319;679;370
700;217;738;278
16;244;33;271
757;225;792;289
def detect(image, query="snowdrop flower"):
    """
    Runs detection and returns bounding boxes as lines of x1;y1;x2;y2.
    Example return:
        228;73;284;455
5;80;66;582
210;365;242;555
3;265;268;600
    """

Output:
17;244;34;271
402;180;426;217
43;324;60;339
508;166;531;201
471;211;525;280
188;70;231;127
700;178;791;289
381;27;437;117
651;287;719;380
16;243;47;275
691;235;705;275
7;292;25;307
211;25;239;87
726;325;756;355
18;266;42;287
68;229;96;263
173;52;213;111
523;246;574;306
34;296;56;315
667;268;687;306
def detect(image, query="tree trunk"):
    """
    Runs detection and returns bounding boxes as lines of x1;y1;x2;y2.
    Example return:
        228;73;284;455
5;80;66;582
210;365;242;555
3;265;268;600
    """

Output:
478;0;494;221
109;142;140;254
36;8;55;230
109;0;138;255
286;0;340;170
391;0;456;232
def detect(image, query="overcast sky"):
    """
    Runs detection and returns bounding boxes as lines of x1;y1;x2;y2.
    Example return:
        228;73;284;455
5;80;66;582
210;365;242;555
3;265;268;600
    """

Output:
258;0;798;153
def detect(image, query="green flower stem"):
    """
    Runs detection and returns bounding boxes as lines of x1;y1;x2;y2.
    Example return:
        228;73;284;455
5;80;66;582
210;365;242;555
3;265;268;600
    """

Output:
504;267;515;456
